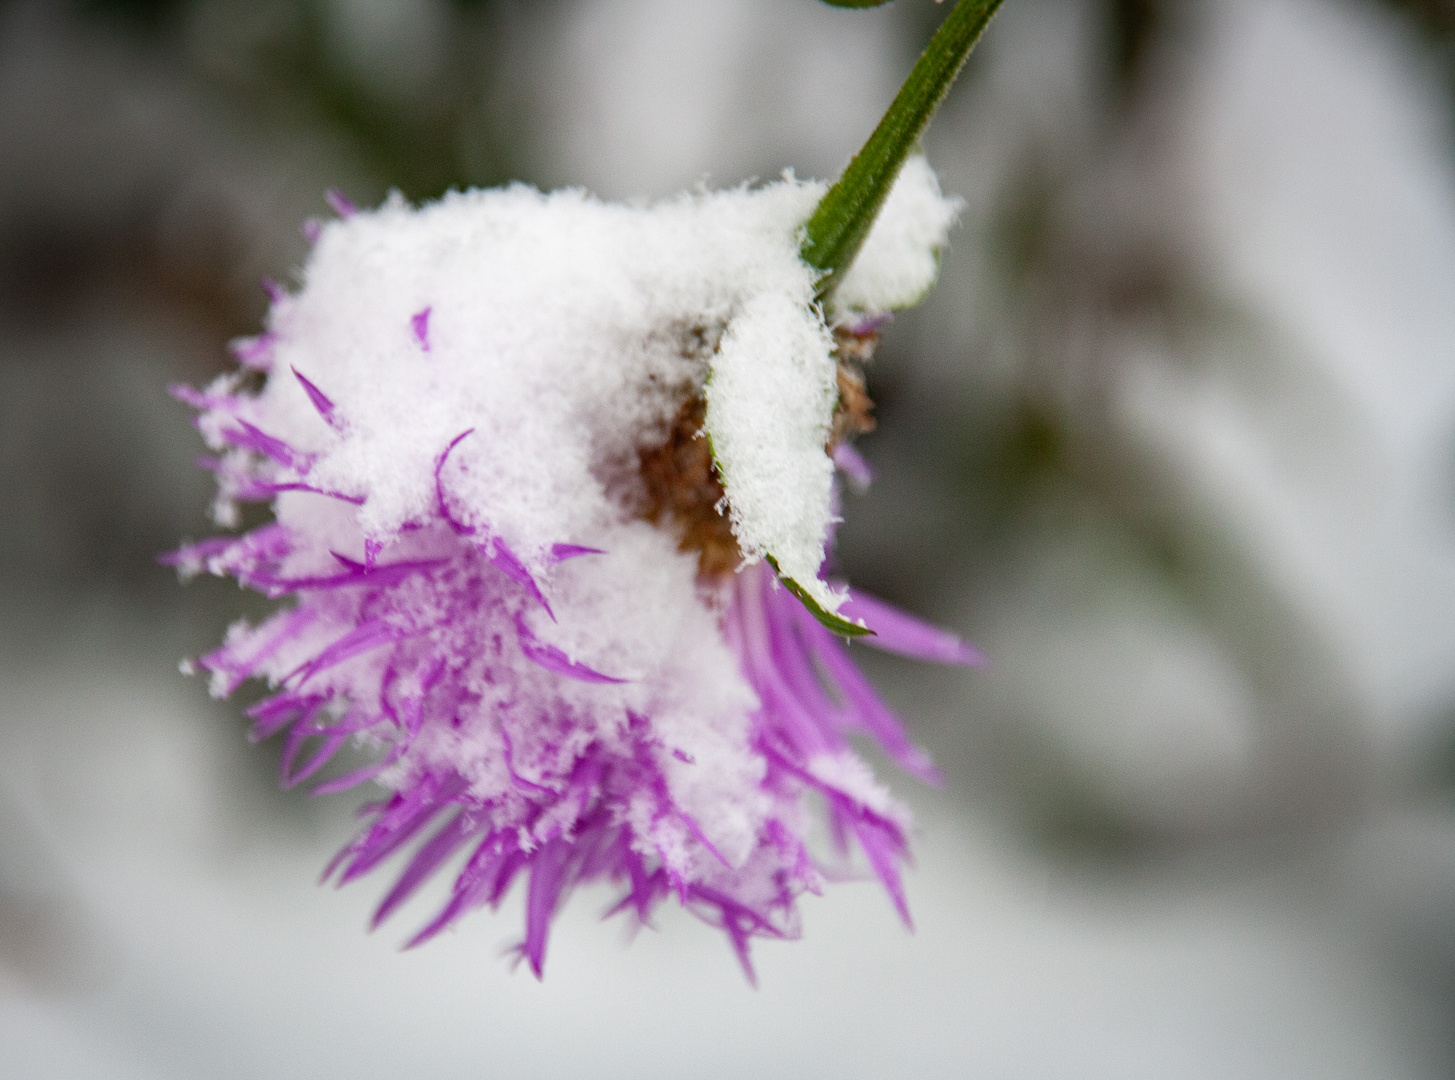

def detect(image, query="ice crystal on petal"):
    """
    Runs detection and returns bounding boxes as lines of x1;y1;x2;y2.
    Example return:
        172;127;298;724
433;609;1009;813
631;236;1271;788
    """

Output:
170;172;973;979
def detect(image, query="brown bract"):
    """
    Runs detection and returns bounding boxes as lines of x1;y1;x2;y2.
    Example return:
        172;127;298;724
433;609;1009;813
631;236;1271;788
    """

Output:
831;324;879;448
638;395;742;577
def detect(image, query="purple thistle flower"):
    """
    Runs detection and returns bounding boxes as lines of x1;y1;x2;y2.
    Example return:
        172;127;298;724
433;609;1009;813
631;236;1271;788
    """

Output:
170;172;971;979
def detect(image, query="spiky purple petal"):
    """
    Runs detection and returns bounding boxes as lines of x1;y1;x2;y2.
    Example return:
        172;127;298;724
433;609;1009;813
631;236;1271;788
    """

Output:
173;313;977;978
840;590;983;666
326;188;358;218
411;307;432;352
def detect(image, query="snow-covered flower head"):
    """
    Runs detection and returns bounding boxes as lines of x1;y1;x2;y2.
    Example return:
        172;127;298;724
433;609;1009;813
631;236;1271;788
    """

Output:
169;156;977;979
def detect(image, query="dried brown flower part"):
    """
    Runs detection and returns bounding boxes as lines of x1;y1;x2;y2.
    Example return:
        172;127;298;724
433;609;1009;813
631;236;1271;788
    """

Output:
638;395;742;577
832;323;880;368
831;324;878;447
832;363;876;446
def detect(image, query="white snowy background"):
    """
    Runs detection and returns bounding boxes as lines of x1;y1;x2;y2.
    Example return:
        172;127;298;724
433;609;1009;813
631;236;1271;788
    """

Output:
3;0;1455;1076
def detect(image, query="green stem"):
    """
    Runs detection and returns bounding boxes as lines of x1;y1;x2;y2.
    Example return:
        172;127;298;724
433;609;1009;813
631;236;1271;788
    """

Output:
800;0;1004;302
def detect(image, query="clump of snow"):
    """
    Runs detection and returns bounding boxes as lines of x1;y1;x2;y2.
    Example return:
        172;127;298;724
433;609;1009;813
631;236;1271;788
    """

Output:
249;181;829;590
833;155;961;315
214;165;955;618
703;290;841;610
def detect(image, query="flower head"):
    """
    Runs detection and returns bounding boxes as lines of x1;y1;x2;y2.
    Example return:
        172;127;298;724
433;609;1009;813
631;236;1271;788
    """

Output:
169;159;977;979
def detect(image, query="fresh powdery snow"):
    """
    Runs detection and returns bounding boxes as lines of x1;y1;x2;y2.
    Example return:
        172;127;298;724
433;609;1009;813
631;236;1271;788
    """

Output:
213;159;955;616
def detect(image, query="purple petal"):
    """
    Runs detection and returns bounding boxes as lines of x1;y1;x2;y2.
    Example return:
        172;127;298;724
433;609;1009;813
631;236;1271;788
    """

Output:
197;607;317;698
310;749;401;796
434;429;478;536
371;813;480;929
771;581;941;782
329;551;366;572
379;655;446;737
758;568;851;721
498;725;557;796
513;614;627;685
809;638;942;784
411;307;431;352
167;383;209;409
548;543;606;563
332;774;469;885
285;618;402;687
763;744;914;923
246;481;364;505
291;367;339;427
220;419;310;470
406;833;523;948
677;812;732;869
839;591;984;666
841;312;891;336
522;837;572;978
684;884;786;986
325;188;357;217
326;553;444;586
158;536;238;568
490;541;553;619
734;567;835;757
229;331;276;371
244;557;443;596
849;812;912;928
280;721;351;789
604;844;668;924
832;443;873;489
168;383;240;412
246;691;322;742
405;877;488;950
301;218;322;245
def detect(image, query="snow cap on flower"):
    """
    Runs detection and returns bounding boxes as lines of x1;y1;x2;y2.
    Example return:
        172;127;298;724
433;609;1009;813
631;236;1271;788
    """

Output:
170;164;973;979
262;182;806;571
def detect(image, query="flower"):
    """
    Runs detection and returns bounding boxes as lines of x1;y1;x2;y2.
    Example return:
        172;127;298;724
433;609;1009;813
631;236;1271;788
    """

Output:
168;162;977;980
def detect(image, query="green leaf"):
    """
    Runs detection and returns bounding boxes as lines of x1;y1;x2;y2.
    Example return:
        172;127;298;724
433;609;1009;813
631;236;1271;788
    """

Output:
819;0;897;8
801;0;1004;302
765;556;875;638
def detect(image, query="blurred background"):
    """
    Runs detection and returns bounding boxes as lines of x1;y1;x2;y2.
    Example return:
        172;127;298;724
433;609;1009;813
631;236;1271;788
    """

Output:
3;0;1455;1075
